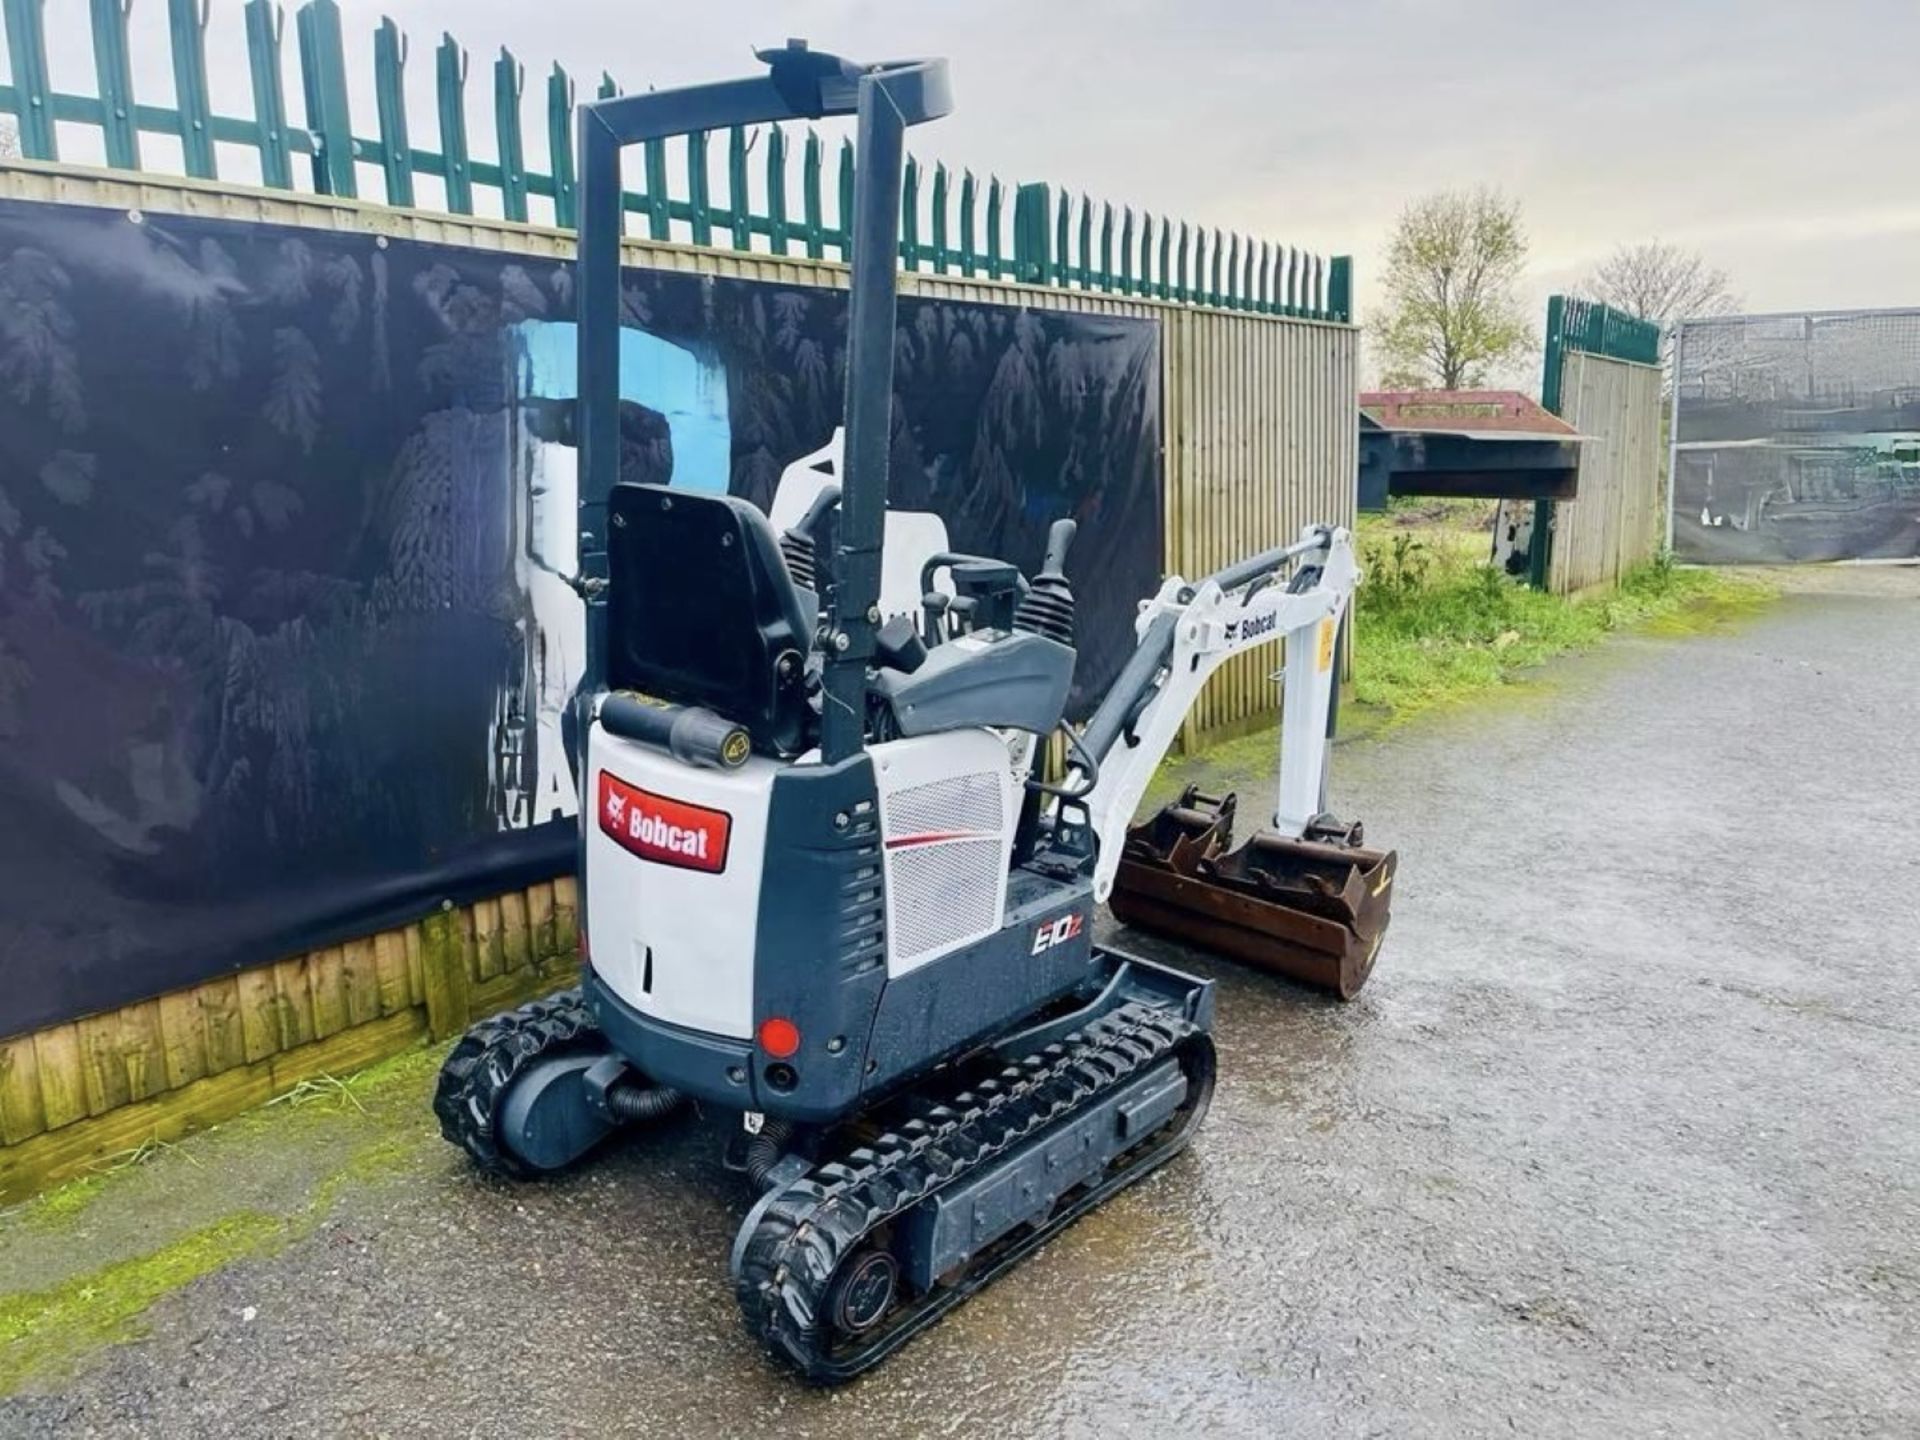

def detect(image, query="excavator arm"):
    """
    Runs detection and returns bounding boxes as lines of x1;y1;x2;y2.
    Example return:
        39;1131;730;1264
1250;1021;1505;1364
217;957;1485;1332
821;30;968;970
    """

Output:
1076;525;1394;1000
1079;525;1360;901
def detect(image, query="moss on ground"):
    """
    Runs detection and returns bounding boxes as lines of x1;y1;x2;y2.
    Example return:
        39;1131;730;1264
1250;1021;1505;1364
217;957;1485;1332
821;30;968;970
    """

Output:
0;1212;284;1393
17;1176;106;1233
0;1040;446;1396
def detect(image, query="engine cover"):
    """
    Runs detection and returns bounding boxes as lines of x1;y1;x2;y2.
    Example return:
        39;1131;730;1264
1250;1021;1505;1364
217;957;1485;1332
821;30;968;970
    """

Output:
584;719;1082;1123
585;728;780;1039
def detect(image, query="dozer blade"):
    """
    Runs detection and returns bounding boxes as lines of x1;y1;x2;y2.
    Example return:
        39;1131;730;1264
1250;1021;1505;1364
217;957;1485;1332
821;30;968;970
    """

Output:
1108;788;1395;1000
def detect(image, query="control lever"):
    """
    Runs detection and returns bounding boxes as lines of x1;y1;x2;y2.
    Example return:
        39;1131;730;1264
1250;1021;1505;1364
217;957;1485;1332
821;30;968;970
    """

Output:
1013;517;1079;646
779;484;840;592
1038;518;1077;579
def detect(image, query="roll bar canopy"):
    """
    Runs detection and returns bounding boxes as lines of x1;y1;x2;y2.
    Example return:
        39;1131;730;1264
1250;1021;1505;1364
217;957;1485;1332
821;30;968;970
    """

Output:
574;42;953;763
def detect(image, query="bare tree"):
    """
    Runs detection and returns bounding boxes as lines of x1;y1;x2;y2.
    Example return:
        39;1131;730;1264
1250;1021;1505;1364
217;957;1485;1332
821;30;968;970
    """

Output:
0;116;20;161
1369;188;1533;391
1585;240;1739;372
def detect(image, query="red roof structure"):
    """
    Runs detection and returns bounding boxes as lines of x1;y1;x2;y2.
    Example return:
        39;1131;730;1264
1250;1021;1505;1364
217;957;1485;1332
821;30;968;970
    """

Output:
1359;390;1579;439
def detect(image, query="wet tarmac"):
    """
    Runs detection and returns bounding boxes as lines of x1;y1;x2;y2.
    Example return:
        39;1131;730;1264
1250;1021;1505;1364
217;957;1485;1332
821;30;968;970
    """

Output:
6;574;1919;1438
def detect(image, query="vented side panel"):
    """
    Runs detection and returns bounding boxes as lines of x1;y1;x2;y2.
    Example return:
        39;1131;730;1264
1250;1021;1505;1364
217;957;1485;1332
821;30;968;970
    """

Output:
886;772;1004;843
836;797;886;979
888;839;1004;960
882;765;1009;971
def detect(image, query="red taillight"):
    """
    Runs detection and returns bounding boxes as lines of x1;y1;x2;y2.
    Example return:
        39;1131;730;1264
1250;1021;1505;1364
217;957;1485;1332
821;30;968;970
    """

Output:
757;1016;800;1059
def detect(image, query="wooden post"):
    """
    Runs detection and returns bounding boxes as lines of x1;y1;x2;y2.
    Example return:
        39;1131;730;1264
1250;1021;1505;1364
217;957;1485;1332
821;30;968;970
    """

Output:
419;904;472;1040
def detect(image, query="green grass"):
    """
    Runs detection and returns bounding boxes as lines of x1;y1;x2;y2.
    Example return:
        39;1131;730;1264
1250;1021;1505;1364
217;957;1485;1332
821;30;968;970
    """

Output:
1348;516;1773;724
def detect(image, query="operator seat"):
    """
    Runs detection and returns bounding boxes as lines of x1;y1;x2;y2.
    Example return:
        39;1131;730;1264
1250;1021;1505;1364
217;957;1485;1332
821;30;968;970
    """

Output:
605;483;816;756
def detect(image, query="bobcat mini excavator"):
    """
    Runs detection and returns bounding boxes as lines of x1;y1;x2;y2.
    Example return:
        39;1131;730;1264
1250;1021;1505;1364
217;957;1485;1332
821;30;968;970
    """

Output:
435;42;1395;1383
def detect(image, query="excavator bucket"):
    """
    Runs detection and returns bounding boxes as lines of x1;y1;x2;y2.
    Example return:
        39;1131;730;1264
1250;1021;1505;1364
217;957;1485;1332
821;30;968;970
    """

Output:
1109;787;1395;1000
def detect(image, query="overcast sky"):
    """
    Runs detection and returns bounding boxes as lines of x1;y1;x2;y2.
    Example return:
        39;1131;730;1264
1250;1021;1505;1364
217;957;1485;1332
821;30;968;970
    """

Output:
20;0;1920;352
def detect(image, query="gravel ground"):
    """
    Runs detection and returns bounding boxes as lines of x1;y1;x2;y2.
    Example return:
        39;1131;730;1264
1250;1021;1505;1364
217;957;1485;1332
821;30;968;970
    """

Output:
5;570;1918;1438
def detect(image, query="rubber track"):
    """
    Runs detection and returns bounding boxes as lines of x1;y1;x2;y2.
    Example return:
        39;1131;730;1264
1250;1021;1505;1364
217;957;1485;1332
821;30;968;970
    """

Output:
432;987;602;1178
735;999;1216;1383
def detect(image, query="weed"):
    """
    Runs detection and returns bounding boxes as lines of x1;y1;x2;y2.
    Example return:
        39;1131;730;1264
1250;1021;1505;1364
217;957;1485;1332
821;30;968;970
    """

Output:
91;1136;200;1176
1347;514;1771;723
266;1072;369;1116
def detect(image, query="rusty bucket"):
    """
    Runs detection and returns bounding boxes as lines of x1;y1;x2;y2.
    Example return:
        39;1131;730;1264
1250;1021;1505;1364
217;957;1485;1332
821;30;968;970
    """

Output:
1109;787;1395;1000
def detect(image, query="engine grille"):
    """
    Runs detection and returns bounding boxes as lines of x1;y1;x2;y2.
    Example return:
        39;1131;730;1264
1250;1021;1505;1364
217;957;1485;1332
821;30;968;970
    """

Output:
888;839;1004;960
885;771;1003;843
885;772;1005;965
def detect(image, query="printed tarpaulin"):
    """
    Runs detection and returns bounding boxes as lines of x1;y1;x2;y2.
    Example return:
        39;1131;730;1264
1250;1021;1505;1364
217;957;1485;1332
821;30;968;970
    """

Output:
0;199;1162;1036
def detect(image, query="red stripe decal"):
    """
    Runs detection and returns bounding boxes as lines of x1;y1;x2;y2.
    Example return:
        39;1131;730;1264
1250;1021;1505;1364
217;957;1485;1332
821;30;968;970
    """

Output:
884;830;994;850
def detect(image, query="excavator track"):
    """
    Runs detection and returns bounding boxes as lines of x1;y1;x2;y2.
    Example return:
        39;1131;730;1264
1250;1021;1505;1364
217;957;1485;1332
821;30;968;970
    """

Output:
734;999;1217;1383
433;988;602;1178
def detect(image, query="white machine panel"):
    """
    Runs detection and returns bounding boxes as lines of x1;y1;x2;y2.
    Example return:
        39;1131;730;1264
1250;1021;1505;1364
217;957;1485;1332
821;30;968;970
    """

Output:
871;731;1019;978
585;726;776;1039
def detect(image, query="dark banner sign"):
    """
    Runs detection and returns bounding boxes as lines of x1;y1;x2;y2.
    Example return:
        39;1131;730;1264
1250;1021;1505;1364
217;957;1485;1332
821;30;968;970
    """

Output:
0;199;1161;1037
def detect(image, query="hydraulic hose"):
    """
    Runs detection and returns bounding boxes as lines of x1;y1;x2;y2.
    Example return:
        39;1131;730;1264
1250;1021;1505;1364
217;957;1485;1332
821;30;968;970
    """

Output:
605;1080;685;1125
745;1118;797;1190
1080;611;1178;765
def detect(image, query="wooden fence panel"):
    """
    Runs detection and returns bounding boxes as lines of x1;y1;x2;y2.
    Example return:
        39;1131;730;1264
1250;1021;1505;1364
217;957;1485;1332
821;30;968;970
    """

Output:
1160;311;1359;742
0;877;570;1204
1549;351;1665;595
0;1037;45;1145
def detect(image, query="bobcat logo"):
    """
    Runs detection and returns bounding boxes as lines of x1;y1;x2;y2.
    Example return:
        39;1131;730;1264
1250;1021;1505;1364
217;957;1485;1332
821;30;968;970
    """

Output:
597;772;732;874
1225;611;1277;643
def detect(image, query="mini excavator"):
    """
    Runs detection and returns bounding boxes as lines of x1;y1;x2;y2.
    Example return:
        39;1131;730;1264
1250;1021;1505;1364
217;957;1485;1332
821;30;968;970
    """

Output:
435;42;1395;1383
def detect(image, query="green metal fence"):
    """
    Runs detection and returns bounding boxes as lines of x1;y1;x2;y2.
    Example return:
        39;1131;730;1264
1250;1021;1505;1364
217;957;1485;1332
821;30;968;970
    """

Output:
0;0;1351;321
1529;293;1664;587
1540;294;1661;413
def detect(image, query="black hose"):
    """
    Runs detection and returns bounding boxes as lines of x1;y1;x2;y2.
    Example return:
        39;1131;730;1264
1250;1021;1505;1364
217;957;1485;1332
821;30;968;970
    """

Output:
605;1080;685;1124
745;1118;796;1190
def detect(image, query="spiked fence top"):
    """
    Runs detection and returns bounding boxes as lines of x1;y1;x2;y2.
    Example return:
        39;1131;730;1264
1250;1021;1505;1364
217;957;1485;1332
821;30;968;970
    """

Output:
0;0;1351;321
